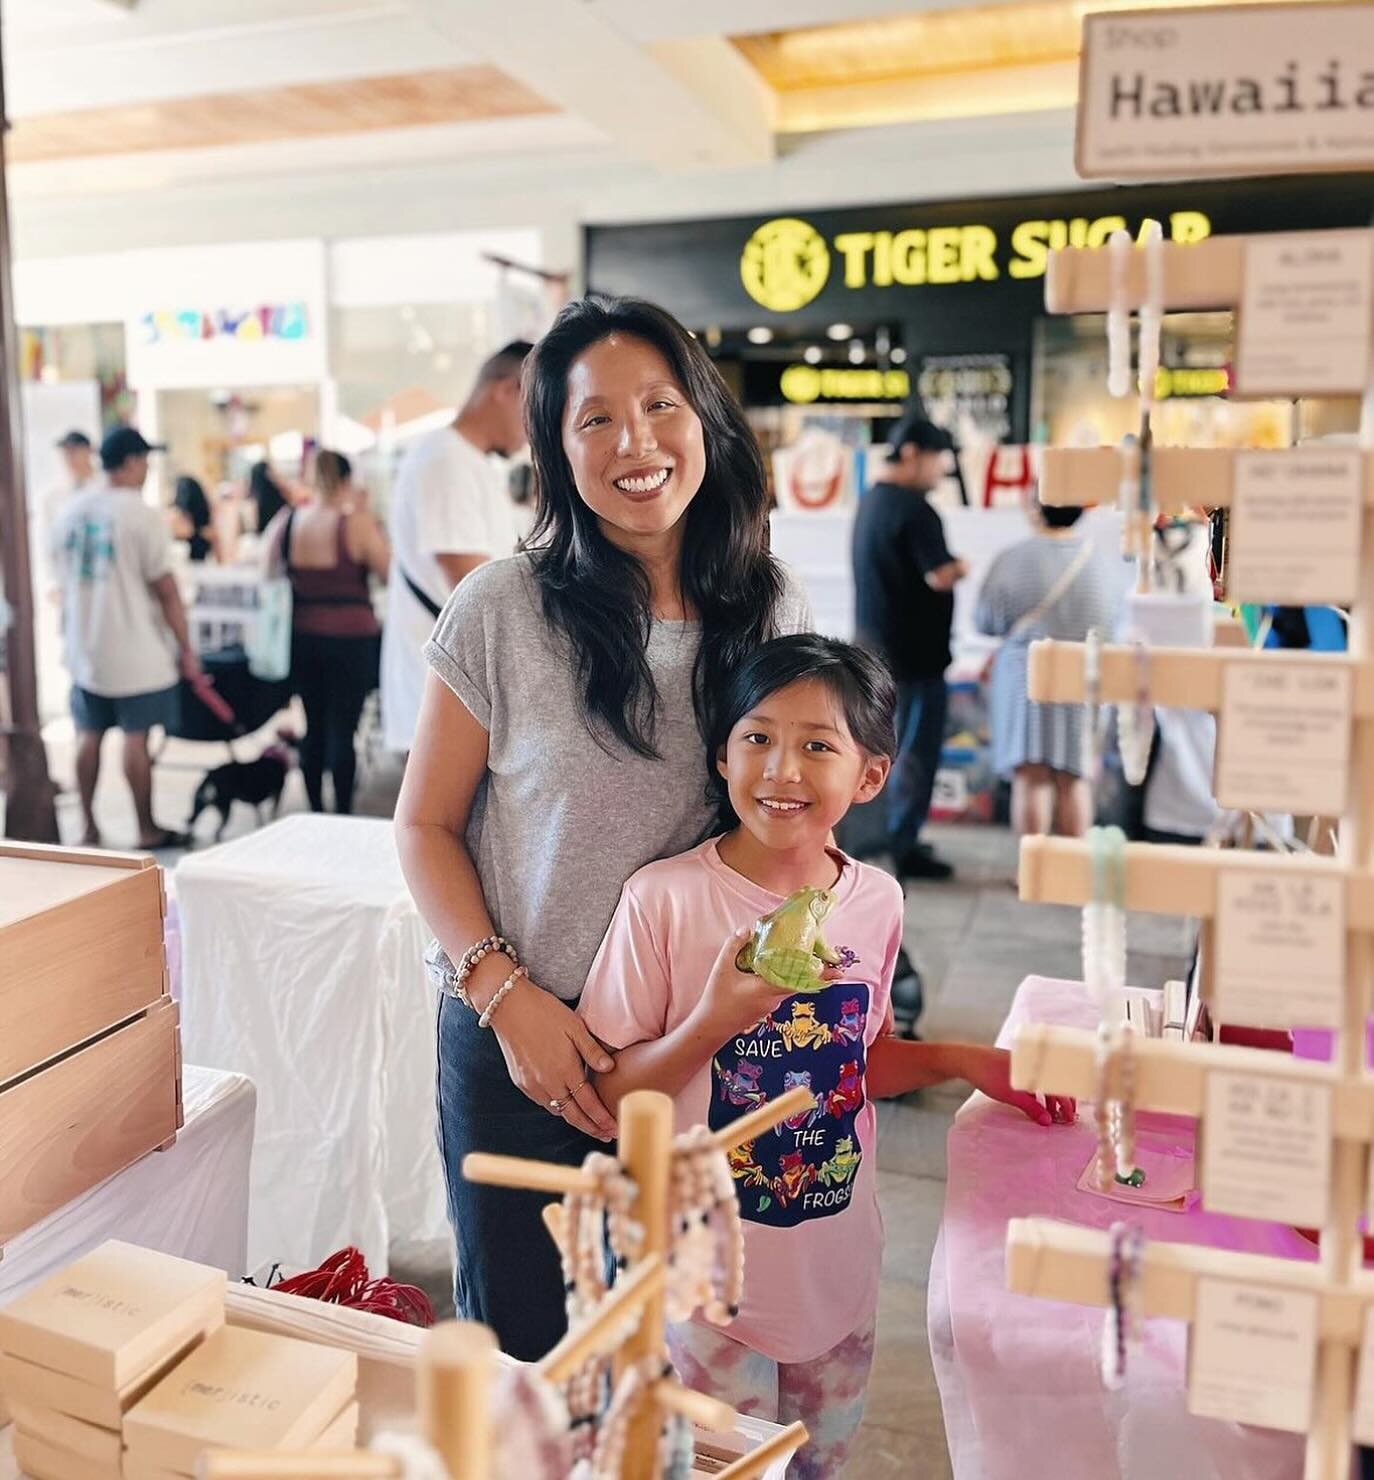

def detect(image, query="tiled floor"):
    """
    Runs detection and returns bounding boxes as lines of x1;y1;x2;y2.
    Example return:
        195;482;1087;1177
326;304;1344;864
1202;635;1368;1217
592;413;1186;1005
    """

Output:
11;726;1195;1478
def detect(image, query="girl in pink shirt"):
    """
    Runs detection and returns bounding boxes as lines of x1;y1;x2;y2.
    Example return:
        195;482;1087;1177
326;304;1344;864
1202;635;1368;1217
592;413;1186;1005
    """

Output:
580;634;1073;1478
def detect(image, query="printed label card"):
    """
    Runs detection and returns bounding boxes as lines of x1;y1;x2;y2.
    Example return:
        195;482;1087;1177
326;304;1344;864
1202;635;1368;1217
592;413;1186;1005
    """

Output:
1215;869;1345;1030
1202;1069;1332;1226
1228;451;1363;606
1236;232;1374;396
1188;1279;1319;1434
1216;660;1352;816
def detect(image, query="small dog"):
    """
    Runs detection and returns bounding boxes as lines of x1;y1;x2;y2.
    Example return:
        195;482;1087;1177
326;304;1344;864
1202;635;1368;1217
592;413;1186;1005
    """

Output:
188;731;299;841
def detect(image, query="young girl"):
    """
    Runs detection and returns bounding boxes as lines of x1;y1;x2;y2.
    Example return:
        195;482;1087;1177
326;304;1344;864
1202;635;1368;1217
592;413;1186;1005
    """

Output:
578;633;1073;1478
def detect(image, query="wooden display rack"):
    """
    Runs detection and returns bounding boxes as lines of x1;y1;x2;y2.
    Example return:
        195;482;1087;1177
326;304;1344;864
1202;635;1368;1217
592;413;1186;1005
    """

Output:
1003;204;1374;1476
0;842;181;1252
204;1088;812;1480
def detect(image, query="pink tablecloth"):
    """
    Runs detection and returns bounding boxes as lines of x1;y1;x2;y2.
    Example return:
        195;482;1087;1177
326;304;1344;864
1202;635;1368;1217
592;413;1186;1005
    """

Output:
928;974;1309;1480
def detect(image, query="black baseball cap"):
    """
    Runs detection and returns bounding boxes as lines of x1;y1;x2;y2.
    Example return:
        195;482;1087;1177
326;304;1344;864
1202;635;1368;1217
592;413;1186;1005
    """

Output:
100;426;165;471
886;414;957;460
56;430;92;450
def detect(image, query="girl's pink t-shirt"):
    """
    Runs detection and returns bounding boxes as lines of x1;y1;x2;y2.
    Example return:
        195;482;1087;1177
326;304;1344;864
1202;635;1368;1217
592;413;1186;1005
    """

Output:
579;837;903;1363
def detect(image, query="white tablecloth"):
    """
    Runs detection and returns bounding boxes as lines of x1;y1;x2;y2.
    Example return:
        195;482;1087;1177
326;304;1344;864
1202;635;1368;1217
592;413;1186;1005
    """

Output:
0;1066;255;1303
175;816;443;1275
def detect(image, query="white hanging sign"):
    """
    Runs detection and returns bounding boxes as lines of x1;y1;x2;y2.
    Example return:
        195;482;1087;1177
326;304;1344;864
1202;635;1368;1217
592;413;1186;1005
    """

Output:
1201;1069;1332;1226
1215;660;1352;817
1234;233;1374;397
1214;869;1345;1030
1227;448;1365;606
1189;1279;1319;1433
1076;2;1374;180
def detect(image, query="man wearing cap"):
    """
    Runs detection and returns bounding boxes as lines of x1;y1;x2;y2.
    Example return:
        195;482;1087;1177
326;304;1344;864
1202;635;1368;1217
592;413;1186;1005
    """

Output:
50;427;201;848
852;414;968;881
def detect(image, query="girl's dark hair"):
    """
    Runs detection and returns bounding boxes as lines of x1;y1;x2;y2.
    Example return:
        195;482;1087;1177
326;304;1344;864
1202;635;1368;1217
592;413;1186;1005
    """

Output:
1038;500;1084;529
249;461;288;532
706;634;897;828
315;449;352;497
524;293;785;757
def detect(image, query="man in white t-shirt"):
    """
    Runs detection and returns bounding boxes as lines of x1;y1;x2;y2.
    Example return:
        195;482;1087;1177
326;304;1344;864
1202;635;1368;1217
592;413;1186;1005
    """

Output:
381;340;532;752
52;426;202;849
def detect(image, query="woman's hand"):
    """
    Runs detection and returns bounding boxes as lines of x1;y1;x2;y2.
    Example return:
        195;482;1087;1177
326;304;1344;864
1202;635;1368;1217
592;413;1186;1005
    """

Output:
489;979;619;1142
700;929;790;1041
959;1044;1076;1127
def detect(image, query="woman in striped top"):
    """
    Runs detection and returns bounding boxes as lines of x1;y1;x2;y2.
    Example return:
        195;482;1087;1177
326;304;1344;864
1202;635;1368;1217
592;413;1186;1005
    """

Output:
975;502;1119;838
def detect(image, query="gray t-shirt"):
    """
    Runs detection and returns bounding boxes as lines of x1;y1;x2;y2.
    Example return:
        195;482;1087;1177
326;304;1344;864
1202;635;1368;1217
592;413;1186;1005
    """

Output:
422;553;812;1001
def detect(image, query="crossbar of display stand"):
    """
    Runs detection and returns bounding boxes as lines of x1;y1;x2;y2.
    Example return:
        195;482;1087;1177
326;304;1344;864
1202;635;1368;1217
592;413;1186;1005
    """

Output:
1046;229;1374;315
1018;835;1374;925
1026;638;1374;711
1005;1218;1374;1343
1011;1024;1374;1140
1039;446;1374;511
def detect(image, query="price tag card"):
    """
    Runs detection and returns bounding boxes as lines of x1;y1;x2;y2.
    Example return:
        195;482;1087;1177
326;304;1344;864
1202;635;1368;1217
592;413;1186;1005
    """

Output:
1228;451;1364;606
1215;870;1345;1030
1236;231;1374;396
1202;1069;1332;1225
1188;1279;1318;1434
1216;661;1352;816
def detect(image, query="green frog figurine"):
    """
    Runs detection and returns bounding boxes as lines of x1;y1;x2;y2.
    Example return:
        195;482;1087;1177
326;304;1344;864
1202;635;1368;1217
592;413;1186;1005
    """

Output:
736;886;856;993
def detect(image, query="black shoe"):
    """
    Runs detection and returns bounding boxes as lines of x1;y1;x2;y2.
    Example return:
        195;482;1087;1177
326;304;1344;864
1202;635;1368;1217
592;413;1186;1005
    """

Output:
897;847;954;881
888;948;925;1044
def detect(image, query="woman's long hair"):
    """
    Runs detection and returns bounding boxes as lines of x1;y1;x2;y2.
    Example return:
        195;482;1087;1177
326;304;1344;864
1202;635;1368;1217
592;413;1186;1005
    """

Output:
249;461;288;533
315;450;352;499
524;294;785;758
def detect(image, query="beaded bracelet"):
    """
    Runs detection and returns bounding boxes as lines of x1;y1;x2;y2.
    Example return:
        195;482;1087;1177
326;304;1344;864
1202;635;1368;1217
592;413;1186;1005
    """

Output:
478;967;528;1029
447;934;519;1011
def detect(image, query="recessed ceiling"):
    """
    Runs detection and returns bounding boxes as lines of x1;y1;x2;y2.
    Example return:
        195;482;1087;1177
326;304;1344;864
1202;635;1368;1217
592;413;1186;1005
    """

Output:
8;66;556;164
735;0;1329;130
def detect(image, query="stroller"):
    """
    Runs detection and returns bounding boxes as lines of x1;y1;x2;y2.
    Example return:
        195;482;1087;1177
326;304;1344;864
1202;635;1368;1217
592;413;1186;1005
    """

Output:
162;646;292;757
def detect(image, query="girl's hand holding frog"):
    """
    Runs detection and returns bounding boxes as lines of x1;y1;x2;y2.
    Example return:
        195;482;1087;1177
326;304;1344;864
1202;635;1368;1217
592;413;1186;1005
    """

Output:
699;928;790;1038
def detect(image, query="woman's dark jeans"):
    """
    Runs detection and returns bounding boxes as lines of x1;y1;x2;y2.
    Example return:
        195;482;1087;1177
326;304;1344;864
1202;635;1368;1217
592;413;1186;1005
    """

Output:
436;990;598;1361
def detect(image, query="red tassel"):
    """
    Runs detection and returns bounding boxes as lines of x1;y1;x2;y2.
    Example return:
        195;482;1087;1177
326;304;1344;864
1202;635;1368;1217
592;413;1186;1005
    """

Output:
273;1247;436;1327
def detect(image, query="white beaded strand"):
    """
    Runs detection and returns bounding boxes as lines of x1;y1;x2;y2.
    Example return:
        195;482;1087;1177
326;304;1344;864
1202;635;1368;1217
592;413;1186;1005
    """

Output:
1117;640;1155;786
1106;227;1133;399
1137;221;1165;412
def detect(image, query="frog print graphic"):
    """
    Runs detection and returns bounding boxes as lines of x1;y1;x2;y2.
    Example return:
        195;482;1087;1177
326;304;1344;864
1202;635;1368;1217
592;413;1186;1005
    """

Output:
710;980;870;1230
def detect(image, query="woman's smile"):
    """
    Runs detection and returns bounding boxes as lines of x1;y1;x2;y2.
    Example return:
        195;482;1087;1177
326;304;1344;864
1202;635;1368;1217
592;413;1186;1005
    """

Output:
612;465;673;500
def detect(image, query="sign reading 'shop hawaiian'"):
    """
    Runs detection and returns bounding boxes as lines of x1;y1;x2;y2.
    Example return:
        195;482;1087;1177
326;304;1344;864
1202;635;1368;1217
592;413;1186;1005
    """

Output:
1076;2;1374;180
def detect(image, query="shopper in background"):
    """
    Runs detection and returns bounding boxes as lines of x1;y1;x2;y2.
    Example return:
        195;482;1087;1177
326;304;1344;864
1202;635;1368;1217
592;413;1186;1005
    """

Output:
852;414;966;880
249;461;290;535
976;501;1117;838
264;450;388;815
171;475;217;562
51;427;200;849
380;340;534;754
395;295;811;1358
41;430;99;600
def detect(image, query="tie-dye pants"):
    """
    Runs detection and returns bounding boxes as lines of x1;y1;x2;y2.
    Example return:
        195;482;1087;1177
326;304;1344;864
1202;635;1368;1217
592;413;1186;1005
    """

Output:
668;1313;877;1479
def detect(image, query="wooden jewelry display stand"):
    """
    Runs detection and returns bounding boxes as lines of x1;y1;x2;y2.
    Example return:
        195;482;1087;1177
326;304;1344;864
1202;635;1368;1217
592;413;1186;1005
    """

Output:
204;1088;811;1480
1004;206;1374;1479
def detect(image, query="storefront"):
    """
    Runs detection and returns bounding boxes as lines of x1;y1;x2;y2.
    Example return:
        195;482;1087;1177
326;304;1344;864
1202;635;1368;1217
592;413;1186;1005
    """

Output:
586;172;1374;488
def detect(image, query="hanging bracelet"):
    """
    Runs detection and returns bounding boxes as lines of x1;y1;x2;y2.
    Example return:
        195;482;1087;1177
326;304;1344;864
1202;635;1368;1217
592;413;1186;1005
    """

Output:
478;967;528;1029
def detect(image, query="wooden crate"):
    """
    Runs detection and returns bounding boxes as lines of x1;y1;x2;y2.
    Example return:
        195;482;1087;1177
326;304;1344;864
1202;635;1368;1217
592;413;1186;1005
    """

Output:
0;844;180;1252
0;844;168;1085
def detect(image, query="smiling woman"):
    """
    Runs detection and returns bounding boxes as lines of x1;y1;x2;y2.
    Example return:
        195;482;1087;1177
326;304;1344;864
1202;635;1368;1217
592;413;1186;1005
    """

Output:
393;293;813;1360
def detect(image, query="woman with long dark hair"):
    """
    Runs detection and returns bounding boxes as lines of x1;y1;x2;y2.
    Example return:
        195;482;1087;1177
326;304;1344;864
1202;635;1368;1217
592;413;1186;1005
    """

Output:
264;450;389;813
395;295;810;1358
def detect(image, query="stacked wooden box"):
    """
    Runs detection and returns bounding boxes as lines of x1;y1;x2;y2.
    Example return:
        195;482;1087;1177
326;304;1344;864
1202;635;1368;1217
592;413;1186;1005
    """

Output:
123;1325;358;1479
0;1242;225;1480
0;843;182;1251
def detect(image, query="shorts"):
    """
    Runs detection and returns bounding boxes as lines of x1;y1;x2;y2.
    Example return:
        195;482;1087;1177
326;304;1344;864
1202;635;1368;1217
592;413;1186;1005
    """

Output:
70;683;179;735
